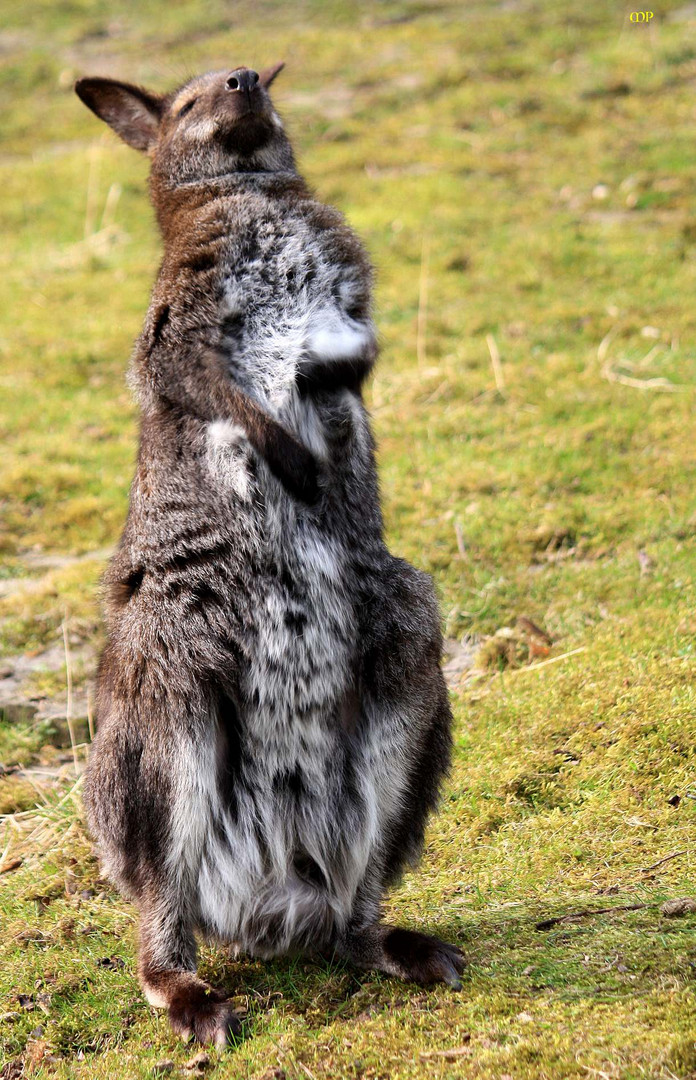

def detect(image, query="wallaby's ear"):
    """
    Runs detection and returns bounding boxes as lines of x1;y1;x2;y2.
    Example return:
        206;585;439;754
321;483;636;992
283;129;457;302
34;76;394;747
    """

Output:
75;77;165;152
259;62;285;90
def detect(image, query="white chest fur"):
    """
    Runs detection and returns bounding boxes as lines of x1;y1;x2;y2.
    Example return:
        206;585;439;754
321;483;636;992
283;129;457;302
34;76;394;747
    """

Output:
217;202;376;413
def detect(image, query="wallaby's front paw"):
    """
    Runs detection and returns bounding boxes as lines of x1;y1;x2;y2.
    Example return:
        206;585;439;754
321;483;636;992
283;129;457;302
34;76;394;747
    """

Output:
268;439;321;505
168;983;242;1047
383;927;465;990
292;455;320;505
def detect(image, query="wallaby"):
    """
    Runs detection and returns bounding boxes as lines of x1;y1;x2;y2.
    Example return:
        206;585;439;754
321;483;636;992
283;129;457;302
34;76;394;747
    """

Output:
76;63;461;1048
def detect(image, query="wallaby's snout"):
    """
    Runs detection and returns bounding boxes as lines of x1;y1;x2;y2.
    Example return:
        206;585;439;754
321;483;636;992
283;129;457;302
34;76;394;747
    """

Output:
224;68;262;117
226;68;259;94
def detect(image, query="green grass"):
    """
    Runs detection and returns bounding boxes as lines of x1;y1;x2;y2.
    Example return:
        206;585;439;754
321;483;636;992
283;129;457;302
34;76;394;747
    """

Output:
2;0;696;1076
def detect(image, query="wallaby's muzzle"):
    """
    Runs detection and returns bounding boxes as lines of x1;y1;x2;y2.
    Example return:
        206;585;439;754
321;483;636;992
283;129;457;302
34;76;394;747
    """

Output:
225;69;259;94
221;68;266;124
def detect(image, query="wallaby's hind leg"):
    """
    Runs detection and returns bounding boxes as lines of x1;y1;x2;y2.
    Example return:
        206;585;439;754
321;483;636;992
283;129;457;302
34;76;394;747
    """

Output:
333;698;464;991
138;897;242;1047
86;657;243;1047
335;558;463;989
345;690;465;989
379;683;453;887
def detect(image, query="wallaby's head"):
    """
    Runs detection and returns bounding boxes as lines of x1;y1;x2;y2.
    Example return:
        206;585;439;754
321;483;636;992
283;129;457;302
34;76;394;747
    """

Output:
75;64;294;187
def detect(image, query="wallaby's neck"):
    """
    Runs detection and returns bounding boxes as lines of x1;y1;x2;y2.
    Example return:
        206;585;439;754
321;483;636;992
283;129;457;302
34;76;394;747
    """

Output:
151;170;310;248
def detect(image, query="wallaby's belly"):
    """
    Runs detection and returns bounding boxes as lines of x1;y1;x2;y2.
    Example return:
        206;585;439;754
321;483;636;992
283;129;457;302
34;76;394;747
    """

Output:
243;517;356;744
194;515;380;955
196;729;378;957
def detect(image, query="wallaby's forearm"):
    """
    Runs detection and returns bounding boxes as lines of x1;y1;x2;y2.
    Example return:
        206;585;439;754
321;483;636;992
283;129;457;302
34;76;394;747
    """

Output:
142;340;320;504
223;381;320;504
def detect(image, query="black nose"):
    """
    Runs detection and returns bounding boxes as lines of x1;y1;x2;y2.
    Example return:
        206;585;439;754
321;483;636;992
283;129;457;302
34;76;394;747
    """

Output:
226;69;259;93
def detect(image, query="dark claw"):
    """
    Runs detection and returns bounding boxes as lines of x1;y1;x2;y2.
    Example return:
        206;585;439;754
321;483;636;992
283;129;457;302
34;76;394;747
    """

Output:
443;944;466;973
440;957;463;990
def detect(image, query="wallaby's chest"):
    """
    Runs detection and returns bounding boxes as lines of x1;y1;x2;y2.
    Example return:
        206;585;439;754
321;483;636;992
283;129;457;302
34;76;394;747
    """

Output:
215;204;374;413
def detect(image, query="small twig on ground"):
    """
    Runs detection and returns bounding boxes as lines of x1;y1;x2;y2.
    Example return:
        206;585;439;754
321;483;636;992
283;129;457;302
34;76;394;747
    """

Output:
582;1067;615;1080
422;377;451;404
416;233;430;368
467;387;496;406
486;333;505;394
641;850;686;874
536;903;650;931
508;646;586;675
454;520;467;560
420;1040;471;1061
0;857;23;874
597;325;620;365
602;366;682;392
99;182;122;232
598;324;684;391
0;834;11;869
632;342;662;371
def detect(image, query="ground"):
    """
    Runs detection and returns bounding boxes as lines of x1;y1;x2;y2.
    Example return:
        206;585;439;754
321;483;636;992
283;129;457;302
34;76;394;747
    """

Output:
1;0;696;1077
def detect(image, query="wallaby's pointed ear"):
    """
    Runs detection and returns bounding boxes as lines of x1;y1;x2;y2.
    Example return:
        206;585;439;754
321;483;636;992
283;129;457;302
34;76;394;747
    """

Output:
259;62;285;90
75;77;164;152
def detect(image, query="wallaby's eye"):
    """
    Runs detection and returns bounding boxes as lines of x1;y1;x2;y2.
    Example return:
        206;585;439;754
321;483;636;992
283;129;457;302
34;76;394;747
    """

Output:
177;97;197;119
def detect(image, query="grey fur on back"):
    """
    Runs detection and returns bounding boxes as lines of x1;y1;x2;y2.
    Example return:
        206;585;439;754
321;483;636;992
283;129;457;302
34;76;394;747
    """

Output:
76;63;460;1047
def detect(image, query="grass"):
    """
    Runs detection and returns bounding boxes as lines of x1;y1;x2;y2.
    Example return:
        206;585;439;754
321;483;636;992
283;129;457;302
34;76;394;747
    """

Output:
2;0;696;1076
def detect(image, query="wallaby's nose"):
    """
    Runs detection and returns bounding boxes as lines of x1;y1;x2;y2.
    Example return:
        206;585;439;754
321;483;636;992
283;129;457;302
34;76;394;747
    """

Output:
226;69;259;93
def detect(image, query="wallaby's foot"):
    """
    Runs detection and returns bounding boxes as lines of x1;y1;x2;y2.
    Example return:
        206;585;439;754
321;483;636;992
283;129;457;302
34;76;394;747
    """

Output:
143;970;242;1048
382;927;464;989
169;985;241;1048
338;924;464;990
